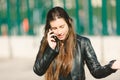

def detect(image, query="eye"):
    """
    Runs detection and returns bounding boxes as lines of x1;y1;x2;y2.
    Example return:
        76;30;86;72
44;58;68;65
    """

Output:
60;24;64;28
51;27;57;30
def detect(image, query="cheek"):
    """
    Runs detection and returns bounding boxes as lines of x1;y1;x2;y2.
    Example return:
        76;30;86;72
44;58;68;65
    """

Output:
52;30;57;35
65;26;69;34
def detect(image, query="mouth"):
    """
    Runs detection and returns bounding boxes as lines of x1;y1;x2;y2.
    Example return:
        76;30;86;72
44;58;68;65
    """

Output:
57;34;64;40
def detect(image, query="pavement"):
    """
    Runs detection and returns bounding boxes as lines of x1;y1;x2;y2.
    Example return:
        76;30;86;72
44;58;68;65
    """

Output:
0;58;120;80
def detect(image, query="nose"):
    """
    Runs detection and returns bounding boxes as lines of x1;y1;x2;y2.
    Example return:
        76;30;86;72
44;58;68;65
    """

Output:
56;29;62;35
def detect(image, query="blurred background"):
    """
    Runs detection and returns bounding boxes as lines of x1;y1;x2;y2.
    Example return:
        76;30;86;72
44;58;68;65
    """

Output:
0;0;120;80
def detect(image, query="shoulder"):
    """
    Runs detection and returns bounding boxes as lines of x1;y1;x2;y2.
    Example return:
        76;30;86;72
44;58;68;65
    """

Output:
76;34;90;43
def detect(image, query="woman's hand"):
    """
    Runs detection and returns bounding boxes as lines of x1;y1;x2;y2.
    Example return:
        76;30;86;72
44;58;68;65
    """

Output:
47;29;57;49
111;60;120;70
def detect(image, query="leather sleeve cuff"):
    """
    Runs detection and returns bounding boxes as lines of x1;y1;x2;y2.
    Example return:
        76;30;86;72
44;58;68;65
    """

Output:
108;60;117;73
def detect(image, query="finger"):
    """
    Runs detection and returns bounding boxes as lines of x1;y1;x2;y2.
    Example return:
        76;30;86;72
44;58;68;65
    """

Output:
51;38;56;42
48;29;52;35
50;32;54;35
50;33;55;37
48;30;55;38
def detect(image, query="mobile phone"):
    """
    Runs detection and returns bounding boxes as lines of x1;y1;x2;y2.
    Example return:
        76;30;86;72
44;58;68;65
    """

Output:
52;35;60;52
51;35;59;42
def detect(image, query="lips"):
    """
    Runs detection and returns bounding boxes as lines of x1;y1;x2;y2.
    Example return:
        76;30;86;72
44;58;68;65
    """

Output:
57;35;64;40
57;33;66;40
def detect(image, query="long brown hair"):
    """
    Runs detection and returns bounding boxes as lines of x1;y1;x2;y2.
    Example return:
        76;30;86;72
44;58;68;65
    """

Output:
40;6;76;80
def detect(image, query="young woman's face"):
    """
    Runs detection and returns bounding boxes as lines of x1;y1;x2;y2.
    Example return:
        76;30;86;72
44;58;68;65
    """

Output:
50;18;69;41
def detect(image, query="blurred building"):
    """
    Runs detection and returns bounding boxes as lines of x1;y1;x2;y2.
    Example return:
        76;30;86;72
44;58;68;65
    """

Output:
0;0;120;36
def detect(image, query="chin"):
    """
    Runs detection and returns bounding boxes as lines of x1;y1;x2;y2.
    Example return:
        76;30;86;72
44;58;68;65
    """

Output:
59;37;66;41
59;38;64;41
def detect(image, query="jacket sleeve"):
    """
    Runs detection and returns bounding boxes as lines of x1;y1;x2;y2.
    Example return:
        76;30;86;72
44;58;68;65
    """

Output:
83;38;117;79
33;39;59;76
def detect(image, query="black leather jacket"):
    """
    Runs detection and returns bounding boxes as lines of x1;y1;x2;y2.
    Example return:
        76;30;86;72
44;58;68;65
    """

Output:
33;34;117;80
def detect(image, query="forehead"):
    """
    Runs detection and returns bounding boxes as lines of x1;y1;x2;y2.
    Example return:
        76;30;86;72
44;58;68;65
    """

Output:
50;18;66;27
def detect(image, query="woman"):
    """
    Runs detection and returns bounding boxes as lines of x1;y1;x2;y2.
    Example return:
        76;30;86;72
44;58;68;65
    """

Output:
33;6;120;80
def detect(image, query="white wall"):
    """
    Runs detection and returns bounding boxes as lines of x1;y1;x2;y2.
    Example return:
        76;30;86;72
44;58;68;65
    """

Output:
0;36;40;58
0;36;120;62
87;36;120;62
